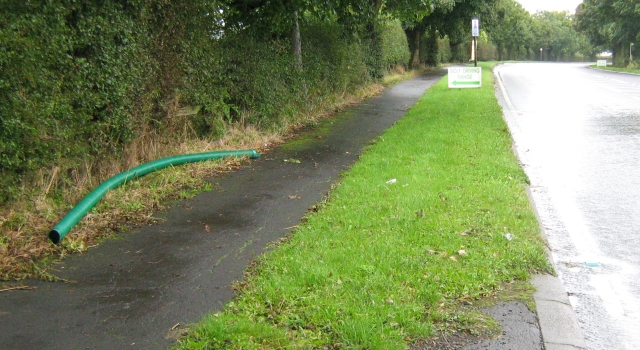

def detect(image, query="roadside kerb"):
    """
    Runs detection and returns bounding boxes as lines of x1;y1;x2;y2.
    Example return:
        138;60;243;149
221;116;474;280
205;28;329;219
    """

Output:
587;65;640;75
494;65;588;350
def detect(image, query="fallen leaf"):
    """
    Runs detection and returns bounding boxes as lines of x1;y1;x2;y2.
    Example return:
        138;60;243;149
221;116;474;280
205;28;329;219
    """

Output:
449;256;458;261
458;249;467;256
204;224;211;232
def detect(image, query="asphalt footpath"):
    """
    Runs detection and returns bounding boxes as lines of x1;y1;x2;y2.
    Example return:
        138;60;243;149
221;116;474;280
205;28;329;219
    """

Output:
0;69;585;350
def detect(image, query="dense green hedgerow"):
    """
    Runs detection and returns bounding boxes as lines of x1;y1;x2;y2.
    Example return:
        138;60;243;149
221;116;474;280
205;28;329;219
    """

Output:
0;1;147;201
0;1;411;204
381;19;411;70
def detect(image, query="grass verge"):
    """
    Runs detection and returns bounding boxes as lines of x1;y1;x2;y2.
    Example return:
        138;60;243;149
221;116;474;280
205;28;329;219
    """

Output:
590;64;640;74
175;63;552;349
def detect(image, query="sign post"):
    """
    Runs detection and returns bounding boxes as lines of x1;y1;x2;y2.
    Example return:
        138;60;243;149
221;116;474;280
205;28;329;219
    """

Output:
471;18;480;67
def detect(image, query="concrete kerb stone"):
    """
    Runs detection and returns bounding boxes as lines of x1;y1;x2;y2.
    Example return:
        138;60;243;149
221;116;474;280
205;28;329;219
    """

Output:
543;345;589;350
532;275;588;350
525;188;588;350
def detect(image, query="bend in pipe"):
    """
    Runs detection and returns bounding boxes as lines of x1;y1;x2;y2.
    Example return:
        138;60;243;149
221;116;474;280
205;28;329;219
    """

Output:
49;150;260;244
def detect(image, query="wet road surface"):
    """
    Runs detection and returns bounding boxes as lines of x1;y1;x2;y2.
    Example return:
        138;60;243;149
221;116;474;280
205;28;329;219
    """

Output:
0;71;447;349
495;62;640;350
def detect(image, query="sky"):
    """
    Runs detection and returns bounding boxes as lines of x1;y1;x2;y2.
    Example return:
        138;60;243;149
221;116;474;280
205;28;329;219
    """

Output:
516;0;584;14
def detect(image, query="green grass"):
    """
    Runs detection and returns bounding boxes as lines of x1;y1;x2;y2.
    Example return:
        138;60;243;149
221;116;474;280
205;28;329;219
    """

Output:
175;62;552;349
590;64;640;74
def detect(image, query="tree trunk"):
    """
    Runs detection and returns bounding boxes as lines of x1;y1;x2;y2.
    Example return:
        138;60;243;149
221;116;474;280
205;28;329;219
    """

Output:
291;10;302;71
424;27;438;67
613;43;628;67
367;0;383;33
449;42;464;62
406;27;423;69
374;0;382;13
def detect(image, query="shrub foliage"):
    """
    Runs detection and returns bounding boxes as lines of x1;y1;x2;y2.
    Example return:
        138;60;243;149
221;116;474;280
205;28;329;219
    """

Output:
0;1;409;203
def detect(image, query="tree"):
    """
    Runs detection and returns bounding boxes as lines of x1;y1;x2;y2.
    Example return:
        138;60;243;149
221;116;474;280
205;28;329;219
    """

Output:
532;12;586;61
402;0;499;67
433;0;500;60
483;0;591;62
485;0;532;60
575;0;640;66
220;0;321;72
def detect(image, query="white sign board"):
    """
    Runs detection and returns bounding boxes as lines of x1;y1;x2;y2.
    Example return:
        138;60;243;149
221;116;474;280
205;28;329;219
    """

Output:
448;67;482;88
472;18;480;37
597;60;607;67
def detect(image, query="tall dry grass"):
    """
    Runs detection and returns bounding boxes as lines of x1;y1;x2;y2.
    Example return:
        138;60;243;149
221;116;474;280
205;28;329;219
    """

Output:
0;82;385;281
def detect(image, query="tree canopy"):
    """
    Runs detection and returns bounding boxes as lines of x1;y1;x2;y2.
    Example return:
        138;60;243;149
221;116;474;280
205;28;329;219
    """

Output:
484;0;592;61
575;0;640;65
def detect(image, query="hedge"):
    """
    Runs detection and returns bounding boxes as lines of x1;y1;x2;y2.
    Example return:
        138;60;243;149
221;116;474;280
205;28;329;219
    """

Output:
0;1;410;203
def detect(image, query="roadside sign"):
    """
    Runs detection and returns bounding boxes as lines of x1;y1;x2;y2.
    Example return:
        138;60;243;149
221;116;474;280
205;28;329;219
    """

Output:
472;18;480;37
448;67;482;88
597;60;607;67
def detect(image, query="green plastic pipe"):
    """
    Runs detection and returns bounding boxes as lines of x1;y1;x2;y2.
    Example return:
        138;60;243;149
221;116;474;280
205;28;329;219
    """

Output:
49;150;260;244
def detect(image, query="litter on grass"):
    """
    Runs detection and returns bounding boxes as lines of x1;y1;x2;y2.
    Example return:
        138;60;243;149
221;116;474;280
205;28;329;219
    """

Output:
386;178;397;184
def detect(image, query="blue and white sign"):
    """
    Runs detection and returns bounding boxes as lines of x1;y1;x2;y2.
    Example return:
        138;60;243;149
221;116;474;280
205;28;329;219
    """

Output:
472;18;480;37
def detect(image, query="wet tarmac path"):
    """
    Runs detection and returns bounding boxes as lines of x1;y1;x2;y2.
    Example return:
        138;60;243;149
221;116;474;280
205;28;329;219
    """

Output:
495;62;640;350
0;71;447;349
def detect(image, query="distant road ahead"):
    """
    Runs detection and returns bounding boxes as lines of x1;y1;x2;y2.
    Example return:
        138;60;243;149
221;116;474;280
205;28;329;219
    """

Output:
496;62;640;350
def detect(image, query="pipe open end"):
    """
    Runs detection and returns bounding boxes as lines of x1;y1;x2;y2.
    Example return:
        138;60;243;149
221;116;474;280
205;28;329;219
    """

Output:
251;151;261;159
49;230;61;244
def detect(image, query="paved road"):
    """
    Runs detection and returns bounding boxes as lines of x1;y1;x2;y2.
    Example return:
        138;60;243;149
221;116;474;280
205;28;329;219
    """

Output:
0;71;447;350
495;62;640;350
